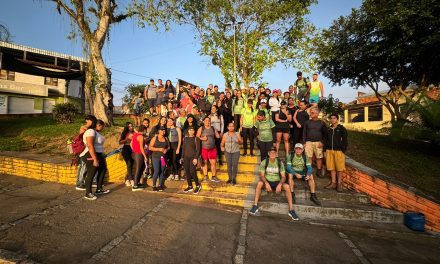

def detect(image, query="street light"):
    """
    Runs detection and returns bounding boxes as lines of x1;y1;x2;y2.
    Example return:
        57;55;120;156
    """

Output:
225;19;244;90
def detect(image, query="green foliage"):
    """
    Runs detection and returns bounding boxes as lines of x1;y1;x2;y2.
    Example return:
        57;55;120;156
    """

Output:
180;0;317;87
317;94;343;117
316;0;440;127
52;103;79;124
122;84;148;112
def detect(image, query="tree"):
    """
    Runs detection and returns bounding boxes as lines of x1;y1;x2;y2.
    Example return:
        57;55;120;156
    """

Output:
122;84;148;113
0;23;12;42
52;0;176;125
316;0;440;135
180;0;316;88
318;94;343;119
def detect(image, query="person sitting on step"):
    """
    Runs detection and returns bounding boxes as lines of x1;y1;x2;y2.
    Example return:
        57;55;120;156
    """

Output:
286;143;321;206
249;147;298;221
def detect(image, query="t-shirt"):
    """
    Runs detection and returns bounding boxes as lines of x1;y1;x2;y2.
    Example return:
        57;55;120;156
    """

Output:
259;158;285;182
80;129;105;157
241;108;257;128
233;98;245;114
157;85;165;99
223;132;240;153
134;98;143;110
255;118;275;142
287;153;311;174
303;119;326;142
269;97;280;112
146;85;157;99
295;79;309;96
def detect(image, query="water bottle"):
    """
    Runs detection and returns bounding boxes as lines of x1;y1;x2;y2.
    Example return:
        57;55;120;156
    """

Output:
160;156;166;167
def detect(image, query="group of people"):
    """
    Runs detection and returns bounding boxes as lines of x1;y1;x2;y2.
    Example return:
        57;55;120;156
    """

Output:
75;71;348;221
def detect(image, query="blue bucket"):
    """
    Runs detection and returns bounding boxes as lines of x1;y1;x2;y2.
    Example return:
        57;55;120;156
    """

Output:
404;212;425;232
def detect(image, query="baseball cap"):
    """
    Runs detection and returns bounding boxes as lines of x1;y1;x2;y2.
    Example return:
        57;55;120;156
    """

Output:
260;99;267;104
294;143;304;149
269;146;277;152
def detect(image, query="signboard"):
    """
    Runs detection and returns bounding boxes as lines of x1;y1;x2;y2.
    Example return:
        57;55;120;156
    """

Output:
0;79;48;97
0;95;7;114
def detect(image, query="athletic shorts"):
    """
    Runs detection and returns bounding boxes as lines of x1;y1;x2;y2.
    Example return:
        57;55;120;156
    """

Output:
326;149;346;171
275;127;290;134
148;98;156;108
264;181;280;191
305;141;324;159
134;108;141;116
201;148;217;160
309;96;319;104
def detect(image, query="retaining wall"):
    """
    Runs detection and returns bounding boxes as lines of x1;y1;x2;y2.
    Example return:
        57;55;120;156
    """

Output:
344;157;440;232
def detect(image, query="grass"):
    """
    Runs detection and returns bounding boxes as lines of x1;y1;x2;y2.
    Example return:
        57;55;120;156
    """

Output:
346;130;440;200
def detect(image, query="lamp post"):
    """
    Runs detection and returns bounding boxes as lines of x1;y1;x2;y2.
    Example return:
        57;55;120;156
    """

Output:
225;19;244;90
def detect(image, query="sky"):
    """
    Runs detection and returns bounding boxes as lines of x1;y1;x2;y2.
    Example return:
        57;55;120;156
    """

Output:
0;0;369;105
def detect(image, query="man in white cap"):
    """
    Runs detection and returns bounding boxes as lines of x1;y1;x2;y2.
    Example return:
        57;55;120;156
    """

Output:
286;143;321;206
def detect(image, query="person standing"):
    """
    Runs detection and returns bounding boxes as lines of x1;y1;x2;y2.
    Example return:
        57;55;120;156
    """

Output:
232;91;245;131
197;116;221;182
324;114;348;192
269;89;281;121
209;105;224;165
182;127;202;194
131;92;144;127
80;119;110;200
119;122;135;187
221;122;243;185
149;127;170;191
130;125;148;191
255;110;276;162
303;108;327;178
144;79;157;116
293;101;310;145
156;79;165;115
240;99;257;156
75;115;96;191
309;73;324;106
221;92;233;131
164;80;176;100
166;118;182;181
294;71;311;102
274;101;292;155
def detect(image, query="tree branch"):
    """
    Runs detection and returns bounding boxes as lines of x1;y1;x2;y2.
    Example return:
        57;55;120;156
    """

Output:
52;0;77;20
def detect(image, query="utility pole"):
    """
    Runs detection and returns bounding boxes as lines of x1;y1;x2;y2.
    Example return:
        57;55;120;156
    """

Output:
226;19;244;90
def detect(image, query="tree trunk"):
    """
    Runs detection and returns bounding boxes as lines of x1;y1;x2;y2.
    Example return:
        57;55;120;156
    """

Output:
83;60;95;115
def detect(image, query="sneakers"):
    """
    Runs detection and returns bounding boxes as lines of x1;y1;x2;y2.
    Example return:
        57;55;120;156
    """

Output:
226;180;232;184
125;180;131;187
232;180;237;185
310;193;321;206
203;175;209;181
132;185;144;192
288;210;299;221
158;186;164;192
250;153;255;157
84;193;97;200
92;183;97;188
193;185;202;194
146;111;151;115
174;175;179;181
249;205;259;215
96;189;110;195
152;186;158;192
167;175;174;181
75;186;86;191
211;176;220;183
183;186;193;193
130;180;135;186
219;160;223;166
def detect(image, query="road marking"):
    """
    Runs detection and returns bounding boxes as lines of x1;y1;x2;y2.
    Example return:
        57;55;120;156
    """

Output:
234;209;249;264
91;199;168;261
338;232;370;264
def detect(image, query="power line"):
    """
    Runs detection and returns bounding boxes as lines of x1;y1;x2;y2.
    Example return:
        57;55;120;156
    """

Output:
111;68;154;79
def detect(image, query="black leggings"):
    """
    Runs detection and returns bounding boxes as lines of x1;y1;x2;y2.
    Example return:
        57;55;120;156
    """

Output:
167;142;179;175
82;152;107;194
242;127;255;155
234;114;241;131
121;145;134;181
133;153;145;186
184;157;199;187
215;137;222;161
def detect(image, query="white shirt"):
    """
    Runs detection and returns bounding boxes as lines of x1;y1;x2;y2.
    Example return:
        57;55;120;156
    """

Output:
80;129;105;157
269;97;280;112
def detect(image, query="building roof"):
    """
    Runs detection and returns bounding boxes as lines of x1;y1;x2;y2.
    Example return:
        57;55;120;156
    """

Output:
0;41;87;63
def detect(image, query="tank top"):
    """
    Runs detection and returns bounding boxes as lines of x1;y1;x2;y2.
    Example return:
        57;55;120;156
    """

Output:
168;127;179;143
310;81;320;99
201;126;215;149
296;110;310;126
276;110;290;129
223;132;240;153
152;136;169;158
131;132;143;154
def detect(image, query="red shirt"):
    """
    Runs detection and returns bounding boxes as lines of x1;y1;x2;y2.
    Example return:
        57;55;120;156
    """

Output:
131;132;143;154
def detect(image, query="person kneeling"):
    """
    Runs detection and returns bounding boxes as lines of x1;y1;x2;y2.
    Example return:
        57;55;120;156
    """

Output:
249;147;299;221
286;143;321;206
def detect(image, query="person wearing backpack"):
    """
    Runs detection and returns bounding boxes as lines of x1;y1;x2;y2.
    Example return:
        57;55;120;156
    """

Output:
74;115;96;191
80;119;110;200
149;126;170;192
249;147;298;221
294;71;311;102
286;143;321;206
197;116;221;182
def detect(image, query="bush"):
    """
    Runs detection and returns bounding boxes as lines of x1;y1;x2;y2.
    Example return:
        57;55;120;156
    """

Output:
52;103;79;124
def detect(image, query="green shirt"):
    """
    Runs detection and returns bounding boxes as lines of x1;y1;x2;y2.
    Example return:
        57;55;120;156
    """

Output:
241;108;257;128
259;158;285;182
295;79;309;95
287;153;311;173
233;98;245;114
255;118;275;142
206;95;215;105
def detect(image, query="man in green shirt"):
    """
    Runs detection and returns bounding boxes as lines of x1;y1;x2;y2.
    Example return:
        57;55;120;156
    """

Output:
294;71;311;103
249;147;299;221
255;110;275;162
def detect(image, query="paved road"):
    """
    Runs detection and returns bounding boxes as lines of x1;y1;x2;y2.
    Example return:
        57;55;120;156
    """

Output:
0;174;439;264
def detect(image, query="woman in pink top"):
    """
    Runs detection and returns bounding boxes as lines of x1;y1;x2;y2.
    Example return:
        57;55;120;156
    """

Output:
179;90;194;113
130;125;148;191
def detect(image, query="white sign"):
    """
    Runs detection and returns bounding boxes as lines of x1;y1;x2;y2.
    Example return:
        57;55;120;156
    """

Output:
0;95;7;114
0;79;48;97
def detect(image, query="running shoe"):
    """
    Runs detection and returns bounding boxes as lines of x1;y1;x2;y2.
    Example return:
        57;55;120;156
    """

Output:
158;186;164;192
226;180;232;184
95;189;110;195
183;186;193;193
152;186;158;192
167;175;174;181
132;185;143;192
75;186;86;191
288;210;299;221
174;175;179;180
125;180;131;187
203;175;209;181
193;185;202;194
249;205;259;215
211;176;221;183
84;193;97;200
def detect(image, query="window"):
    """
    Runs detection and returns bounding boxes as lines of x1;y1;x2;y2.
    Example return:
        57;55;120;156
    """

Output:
348;108;365;123
368;106;383;121
44;77;58;86
0;69;15;81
